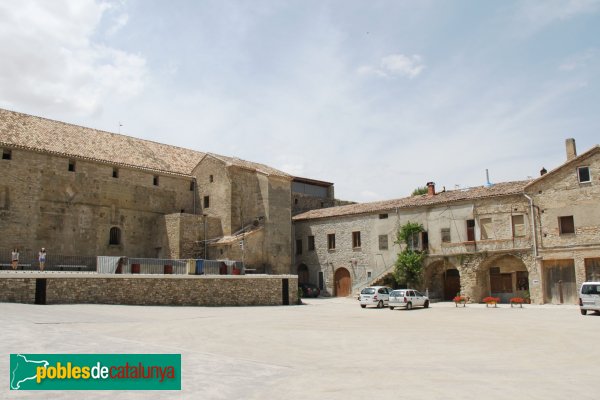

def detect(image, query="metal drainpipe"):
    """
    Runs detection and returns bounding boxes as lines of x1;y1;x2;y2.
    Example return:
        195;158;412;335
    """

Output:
523;193;538;258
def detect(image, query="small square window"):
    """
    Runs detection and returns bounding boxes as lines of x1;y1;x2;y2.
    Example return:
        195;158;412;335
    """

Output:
352;231;361;248
68;160;76;172
2;149;11;160
379;213;388;219
308;236;315;251
480;218;493;240
294;198;299;205
559;216;575;235
153;175;159;186
578;167;591;183
209;175;214;183
112;168;119;178
327;234;335;250
203;196;210;208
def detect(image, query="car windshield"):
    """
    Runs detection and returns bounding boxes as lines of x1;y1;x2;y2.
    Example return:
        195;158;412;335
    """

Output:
582;284;600;295
361;288;376;294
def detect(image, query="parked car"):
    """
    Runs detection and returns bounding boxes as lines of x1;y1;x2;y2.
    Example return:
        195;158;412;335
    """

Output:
359;286;392;308
579;282;600;315
299;283;320;298
388;289;430;310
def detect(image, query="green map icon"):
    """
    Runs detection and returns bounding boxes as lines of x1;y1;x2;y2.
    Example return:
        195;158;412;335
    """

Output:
10;354;49;390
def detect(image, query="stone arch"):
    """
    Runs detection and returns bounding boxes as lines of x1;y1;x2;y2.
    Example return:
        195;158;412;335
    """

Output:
333;267;352;297
297;263;309;284
424;259;460;301
475;253;530;303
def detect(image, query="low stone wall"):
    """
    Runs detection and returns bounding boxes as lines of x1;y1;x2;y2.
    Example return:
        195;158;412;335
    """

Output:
0;273;298;306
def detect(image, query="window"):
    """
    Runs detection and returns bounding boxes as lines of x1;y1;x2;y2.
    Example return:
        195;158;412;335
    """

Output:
559;216;575;235
441;228;451;243
367;271;372;279
379;213;388;219
408;231;428;251
296;239;302;255
153;175;159;186
379;234;388;250
327;234;335;250
294;198;299;205
112;168;119;178
109;227;121;245
203;196;210;208
68;160;76;172
512;215;525;237
308;236;315;251
2;149;11;160
577;166;591;183
480;218;493;240
209;175;214;183
466;219;475;241
190;181;195;191
352;231;361;248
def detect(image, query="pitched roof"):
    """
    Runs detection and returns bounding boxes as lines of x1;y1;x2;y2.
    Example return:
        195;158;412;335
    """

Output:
205;153;291;179
293;180;531;221
524;145;600;189
0;108;290;178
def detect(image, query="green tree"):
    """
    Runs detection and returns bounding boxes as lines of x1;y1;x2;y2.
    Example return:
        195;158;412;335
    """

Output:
411;186;428;196
393;222;426;287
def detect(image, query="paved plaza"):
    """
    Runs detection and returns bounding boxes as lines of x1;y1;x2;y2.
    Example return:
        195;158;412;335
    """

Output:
1;297;599;399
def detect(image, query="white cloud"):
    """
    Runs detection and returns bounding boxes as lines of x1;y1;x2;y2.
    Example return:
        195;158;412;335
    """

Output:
358;54;425;79
0;0;146;115
106;13;129;36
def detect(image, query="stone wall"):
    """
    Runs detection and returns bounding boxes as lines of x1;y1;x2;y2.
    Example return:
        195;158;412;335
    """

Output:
0;274;298;306
0;148;195;257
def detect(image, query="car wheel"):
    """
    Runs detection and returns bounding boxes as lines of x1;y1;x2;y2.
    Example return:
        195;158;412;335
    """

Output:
581;309;587;315
361;304;366;308
424;300;430;308
406;302;413;310
389;306;394;310
377;300;384;308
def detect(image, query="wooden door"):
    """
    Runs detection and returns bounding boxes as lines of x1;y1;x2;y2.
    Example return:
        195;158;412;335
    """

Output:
334;268;351;297
444;269;461;300
544;260;577;304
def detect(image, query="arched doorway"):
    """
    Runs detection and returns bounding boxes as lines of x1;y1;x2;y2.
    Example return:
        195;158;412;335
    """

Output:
334;267;351;297
444;269;461;301
478;254;529;303
297;264;309;284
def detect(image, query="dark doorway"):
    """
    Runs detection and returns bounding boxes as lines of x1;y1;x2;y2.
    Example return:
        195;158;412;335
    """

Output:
444;269;461;300
297;264;309;284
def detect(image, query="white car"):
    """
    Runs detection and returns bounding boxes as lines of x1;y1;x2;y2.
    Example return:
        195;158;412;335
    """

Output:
388;289;430;310
359;286;391;308
579;282;600;315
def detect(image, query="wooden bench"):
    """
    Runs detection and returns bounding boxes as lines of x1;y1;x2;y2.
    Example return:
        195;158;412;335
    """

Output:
56;265;87;271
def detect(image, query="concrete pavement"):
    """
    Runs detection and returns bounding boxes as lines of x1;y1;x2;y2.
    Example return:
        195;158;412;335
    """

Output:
1;297;598;399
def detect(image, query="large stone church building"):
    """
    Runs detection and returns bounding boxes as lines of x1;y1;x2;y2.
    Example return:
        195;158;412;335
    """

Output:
0;108;335;274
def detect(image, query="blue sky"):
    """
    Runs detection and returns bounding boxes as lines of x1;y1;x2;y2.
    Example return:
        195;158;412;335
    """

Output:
1;0;599;201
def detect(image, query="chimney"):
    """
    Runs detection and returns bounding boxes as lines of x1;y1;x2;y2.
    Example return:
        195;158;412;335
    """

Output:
540;167;547;176
426;182;435;196
566;138;577;161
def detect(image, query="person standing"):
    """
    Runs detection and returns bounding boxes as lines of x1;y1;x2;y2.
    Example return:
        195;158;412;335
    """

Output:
38;248;47;271
11;248;19;270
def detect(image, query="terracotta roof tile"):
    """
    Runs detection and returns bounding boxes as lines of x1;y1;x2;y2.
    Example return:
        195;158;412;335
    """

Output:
0;108;290;178
293;180;531;221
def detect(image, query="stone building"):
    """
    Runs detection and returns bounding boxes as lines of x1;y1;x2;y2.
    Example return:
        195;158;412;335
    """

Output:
0;108;293;274
293;139;600;304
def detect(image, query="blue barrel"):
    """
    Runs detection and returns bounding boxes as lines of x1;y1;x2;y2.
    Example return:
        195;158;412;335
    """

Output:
195;259;204;275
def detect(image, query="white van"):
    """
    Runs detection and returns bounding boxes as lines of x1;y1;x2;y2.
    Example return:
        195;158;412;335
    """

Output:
579;282;600;315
